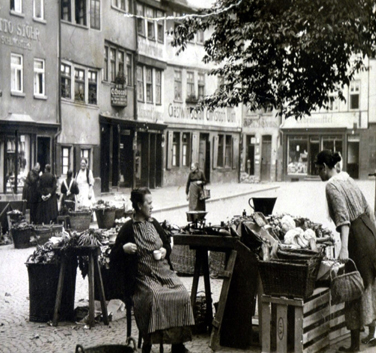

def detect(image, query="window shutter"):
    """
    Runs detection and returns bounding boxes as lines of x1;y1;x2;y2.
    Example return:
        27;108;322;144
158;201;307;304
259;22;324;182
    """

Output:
166;131;173;170
232;135;239;169
213;135;218;169
56;146;61;176
191;132;199;163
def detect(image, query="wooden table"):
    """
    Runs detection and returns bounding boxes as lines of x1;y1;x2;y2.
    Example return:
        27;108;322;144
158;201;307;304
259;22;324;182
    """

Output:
173;233;259;350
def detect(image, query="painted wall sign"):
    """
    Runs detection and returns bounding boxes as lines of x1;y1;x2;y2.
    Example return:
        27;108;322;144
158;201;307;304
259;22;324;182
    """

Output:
111;87;127;107
244;116;279;128
0;18;40;50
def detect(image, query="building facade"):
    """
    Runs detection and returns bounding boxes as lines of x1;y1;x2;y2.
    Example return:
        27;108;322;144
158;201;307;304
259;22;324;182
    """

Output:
0;0;59;195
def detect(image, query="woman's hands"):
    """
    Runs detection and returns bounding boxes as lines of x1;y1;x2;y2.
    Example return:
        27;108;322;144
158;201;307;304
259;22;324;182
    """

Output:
159;247;167;260
123;242;137;254
338;247;349;260
196;180;202;185
186;194;189;201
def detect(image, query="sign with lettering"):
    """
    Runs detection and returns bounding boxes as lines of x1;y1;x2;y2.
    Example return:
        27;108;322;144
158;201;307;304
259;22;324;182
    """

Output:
111;87;127;107
0;18;40;51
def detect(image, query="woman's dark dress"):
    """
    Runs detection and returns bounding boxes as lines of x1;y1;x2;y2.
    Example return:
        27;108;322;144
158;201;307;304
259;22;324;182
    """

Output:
60;178;79;211
22;169;40;223
186;169;206;211
37;172;58;224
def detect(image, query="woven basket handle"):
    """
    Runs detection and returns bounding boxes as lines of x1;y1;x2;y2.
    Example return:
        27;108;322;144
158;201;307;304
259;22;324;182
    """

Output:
126;336;137;350
329;258;358;281
75;344;85;353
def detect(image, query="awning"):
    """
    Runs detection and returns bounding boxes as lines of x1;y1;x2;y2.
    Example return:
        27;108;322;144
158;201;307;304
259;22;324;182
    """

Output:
100;115;167;132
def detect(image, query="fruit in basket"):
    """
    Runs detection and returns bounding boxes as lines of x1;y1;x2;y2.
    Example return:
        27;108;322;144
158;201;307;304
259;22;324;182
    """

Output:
280;215;296;233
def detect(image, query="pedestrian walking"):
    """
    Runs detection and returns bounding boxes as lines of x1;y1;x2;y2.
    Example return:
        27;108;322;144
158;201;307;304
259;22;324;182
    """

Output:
37;164;58;224
110;188;195;353
75;158;95;208
22;162;41;223
315;150;376;352
186;162;206;211
60;170;79;213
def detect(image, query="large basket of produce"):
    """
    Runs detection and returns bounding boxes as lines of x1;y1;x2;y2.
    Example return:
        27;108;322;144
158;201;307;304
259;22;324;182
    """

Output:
258;252;324;300
94;201;116;229
26;242;77;322
34;225;52;245
11;221;35;249
69;209;92;231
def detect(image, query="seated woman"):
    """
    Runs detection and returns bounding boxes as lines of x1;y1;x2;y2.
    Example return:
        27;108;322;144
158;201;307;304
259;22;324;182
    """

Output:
110;188;195;353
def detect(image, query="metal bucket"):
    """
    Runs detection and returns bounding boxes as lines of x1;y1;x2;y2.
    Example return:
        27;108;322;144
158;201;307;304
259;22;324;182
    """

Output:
248;197;277;216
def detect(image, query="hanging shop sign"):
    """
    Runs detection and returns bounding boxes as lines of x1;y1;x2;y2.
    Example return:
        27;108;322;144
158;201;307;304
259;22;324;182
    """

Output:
111;87;127;107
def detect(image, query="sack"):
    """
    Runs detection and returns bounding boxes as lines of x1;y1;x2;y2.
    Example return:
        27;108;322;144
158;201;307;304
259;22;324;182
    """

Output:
330;258;364;305
200;186;211;201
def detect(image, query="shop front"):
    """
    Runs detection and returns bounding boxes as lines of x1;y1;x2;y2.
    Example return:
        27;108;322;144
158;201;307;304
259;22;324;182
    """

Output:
281;113;361;180
99;115;166;192
0;117;58;195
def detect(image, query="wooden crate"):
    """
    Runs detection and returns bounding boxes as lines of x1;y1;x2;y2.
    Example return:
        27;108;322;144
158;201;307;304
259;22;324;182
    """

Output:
261;287;348;353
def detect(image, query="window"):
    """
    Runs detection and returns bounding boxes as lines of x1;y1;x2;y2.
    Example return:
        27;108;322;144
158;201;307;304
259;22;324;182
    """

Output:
104;47;108;81
112;0;130;12
11;0;22;13
182;133;190;166
118;51;124;77
34;59;45;96
198;73;205;99
136;4;145;36
146;7;155;40
172;132;180;167
225;135;232;167
75;0;86;25
328;93;339;111
33;0;44;19
61;64;71;98
157;11;164;43
11;54;23;93
217;135;224;167
126;54;132;87
287;136;308;175
88;71;97;105
90;0;100;29
155;70;161;105
174;70;182;101
137;66;144;101
350;82;360;109
146;68;153;103
61;0;71;21
110;48;116;82
197;30;204;44
62;147;71;175
74;68;85;102
187;72;195;98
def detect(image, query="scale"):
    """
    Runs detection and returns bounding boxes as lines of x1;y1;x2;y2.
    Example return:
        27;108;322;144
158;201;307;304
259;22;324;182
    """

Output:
186;211;207;230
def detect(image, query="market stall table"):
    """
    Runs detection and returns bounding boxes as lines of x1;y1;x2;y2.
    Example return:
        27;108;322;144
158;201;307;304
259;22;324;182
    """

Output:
52;246;109;328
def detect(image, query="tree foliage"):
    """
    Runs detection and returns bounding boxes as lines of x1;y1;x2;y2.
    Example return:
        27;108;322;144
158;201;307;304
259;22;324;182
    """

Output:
171;0;376;118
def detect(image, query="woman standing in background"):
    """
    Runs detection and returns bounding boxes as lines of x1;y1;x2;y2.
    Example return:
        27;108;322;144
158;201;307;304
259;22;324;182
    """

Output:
22;163;41;223
75;158;95;208
186;162;206;211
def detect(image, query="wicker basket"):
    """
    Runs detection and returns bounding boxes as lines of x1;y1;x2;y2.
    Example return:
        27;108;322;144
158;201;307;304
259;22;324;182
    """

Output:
170;245;196;275
34;226;52;246
12;228;32;249
258;253;323;300
69;211;92;231
95;209;116;229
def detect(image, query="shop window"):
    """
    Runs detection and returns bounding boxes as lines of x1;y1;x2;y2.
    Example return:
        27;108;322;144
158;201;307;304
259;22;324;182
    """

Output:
136;4;145;36
217;135;224;167
155;70;161;105
62;147;71;175
11;0;22;13
225;135;232;167
61;63;71;98
34;59;45;96
172;132;180;167
157;11;164;43
11;53;23;93
88;71;97;105
33;0;44;19
137;66;144;102
146;67;153;103
350;81;360;109
287;136;308;175
112;0;130;12
323;136;342;154
90;0;100;29
174;70;182;101
186;72;195;100
74;68;85;102
182;133;191;166
198;73;205;99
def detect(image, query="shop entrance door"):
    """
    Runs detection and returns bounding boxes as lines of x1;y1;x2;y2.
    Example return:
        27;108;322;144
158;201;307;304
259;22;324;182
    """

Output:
246;135;255;175
309;136;320;175
199;134;210;183
347;137;359;179
119;132;133;188
100;124;110;192
261;135;271;181
37;137;51;172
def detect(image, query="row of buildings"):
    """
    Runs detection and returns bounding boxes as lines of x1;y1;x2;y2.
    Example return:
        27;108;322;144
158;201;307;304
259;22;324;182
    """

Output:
1;0;376;197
